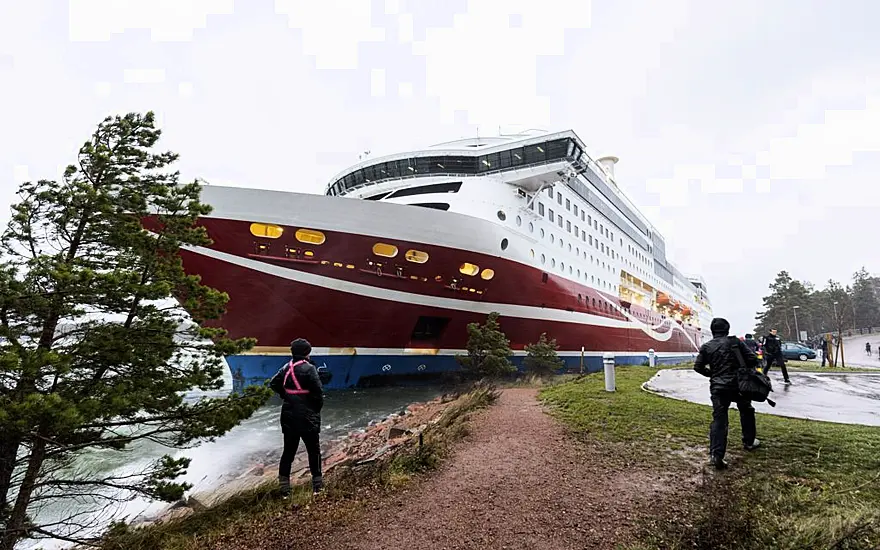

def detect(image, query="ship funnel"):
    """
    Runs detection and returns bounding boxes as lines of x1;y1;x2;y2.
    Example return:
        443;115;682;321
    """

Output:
596;156;619;181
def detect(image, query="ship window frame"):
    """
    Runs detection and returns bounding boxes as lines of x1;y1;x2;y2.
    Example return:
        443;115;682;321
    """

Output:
295;228;326;245
405;249;429;264
250;222;284;239
372;242;399;258
459;262;480;276
480;268;495;281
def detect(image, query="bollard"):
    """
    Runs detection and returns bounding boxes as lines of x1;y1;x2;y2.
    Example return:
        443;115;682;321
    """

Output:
603;352;616;392
648;348;656;368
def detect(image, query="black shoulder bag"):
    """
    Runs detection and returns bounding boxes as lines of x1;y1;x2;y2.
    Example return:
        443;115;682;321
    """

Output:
731;338;776;407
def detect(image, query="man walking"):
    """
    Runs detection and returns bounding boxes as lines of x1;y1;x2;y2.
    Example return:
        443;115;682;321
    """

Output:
694;318;761;470
820;336;832;367
762;328;791;385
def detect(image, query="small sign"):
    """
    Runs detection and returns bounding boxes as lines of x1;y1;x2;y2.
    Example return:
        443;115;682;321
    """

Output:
799;330;808;342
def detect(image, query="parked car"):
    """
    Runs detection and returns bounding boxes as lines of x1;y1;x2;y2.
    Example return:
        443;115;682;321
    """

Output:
781;342;816;361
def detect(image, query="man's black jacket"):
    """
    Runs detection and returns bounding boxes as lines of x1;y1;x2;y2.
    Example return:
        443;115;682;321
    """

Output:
694;335;759;392
762;333;782;357
269;357;324;434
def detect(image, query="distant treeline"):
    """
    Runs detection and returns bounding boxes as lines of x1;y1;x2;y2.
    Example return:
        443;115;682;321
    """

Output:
754;268;880;340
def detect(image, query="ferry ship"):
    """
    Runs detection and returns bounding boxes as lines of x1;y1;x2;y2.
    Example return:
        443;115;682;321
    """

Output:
175;129;713;389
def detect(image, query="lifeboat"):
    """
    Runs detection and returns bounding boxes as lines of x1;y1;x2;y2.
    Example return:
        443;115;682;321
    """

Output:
671;301;682;311
682;306;692;316
656;292;670;305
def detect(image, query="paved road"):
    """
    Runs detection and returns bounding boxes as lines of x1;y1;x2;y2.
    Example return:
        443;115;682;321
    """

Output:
645;368;880;426
841;332;880;367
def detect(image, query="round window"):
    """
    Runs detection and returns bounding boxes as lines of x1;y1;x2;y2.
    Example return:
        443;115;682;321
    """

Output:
540;228;545;238
515;215;522;227
551;259;556;268
529;222;534;233
497;210;506;221
541;254;546;264
550;234;555;243
500;238;509;250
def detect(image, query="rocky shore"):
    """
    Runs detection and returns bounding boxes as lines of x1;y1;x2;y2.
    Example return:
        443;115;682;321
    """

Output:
135;392;460;527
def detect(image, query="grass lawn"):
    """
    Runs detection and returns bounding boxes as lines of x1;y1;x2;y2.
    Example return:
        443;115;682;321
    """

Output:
540;366;880;550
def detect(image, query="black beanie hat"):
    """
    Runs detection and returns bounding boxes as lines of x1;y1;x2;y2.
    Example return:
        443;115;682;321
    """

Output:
710;318;730;336
290;338;312;358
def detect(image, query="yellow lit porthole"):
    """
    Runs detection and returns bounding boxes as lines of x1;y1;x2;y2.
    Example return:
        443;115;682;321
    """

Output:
405;249;429;264
345;264;355;269
459;263;479;276
480;268;495;281
373;243;399;258
250;222;283;238
295;229;326;245
304;250;315;257
333;262;343;268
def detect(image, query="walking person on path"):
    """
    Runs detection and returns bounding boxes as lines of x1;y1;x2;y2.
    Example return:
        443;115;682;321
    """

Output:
693;318;762;470
820;336;832;367
269;338;326;495
866;342;872;357
762;328;791;385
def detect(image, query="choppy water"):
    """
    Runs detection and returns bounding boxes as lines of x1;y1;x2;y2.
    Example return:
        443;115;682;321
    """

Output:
21;366;444;549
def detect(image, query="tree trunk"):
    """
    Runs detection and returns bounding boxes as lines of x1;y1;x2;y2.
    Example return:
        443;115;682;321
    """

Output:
0;438;46;550
0;438;20;521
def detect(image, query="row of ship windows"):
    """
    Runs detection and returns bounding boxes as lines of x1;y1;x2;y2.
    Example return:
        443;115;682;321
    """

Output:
250;223;494;280
527;248;618;292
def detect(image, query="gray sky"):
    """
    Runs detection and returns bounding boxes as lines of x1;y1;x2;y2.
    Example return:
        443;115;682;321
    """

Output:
1;0;878;335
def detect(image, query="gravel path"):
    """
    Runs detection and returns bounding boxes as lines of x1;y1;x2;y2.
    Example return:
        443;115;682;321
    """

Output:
268;388;671;550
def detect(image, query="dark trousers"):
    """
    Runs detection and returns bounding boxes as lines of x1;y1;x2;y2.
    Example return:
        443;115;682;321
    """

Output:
762;354;789;381
279;429;322;481
710;388;757;459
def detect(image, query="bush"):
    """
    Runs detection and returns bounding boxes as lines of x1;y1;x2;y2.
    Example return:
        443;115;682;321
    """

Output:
523;333;564;376
456;312;515;378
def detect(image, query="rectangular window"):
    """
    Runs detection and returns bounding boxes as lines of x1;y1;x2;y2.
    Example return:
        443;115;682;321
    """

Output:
547;187;553;197
557;192;562;205
600;224;604;233
581;212;585;222
574;205;579;216
574;225;579;237
539;202;545;216
566;220;571;233
565;199;571;211
588;214;592;225
589;235;593;245
558;217;563;228
601;243;605;253
594;220;598;230
549;209;555;222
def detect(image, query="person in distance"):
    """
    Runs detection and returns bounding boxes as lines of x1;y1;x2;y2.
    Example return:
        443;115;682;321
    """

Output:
693;318;761;470
269;338;325;495
761;328;791;384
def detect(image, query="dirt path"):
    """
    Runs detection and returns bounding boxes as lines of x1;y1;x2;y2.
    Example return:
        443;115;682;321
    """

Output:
235;388;679;550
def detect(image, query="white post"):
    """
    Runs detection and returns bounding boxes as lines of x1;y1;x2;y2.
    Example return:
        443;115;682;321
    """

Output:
603;352;616;392
648;348;656;368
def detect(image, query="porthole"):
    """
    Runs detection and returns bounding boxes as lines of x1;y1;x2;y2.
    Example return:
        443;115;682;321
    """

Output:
541;254;546;264
530;249;535;258
569;266;573;274
558;239;563;248
551;259;556;268
500;238;508;251
405;249;429;263
481;268;495;280
529;222;534;233
295;228;325;244
250;222;283;238
516;215;522;226
568;243;572;252
459;263;479;276
497;210;506;221
550;234;555;243
373;243;399;258
577;269;581;277
540;228;545;238
560;262;565;271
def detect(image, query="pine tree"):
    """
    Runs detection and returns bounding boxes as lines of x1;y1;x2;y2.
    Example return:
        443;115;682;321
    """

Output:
523;333;565;376
852;267;880;328
0;112;271;549
456;312;515;378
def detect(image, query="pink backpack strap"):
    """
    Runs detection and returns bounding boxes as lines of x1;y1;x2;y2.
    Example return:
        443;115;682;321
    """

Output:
283;359;310;395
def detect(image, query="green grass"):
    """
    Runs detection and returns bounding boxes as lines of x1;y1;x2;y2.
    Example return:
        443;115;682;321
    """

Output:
540;366;880;550
97;384;500;550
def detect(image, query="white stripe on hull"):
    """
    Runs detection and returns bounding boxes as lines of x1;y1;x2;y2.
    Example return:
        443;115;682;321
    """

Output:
242;345;696;358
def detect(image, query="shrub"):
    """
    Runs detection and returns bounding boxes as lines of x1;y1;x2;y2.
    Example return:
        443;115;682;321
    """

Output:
456;312;515;378
524;333;565;376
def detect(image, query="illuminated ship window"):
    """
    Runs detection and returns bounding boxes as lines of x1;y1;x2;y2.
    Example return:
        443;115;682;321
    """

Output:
405;249;429;264
373;243;399;258
480;269;495;281
333;262;343;267
304;250;314;257
295;228;325;245
459;263;479;276
346;264;355;269
250;222;283;238
435;275;443;282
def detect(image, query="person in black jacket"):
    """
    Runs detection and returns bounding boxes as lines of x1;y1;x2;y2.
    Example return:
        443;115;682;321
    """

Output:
269;338;324;495
694;318;761;470
743;334;759;353
761;328;791;384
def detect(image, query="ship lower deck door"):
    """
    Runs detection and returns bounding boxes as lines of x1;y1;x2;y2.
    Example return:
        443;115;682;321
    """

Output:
408;316;450;347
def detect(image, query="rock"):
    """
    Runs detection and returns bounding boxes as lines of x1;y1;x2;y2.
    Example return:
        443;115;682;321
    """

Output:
385;425;410;440
161;507;194;523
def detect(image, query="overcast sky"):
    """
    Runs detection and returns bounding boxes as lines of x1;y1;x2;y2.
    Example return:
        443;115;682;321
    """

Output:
1;0;878;335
